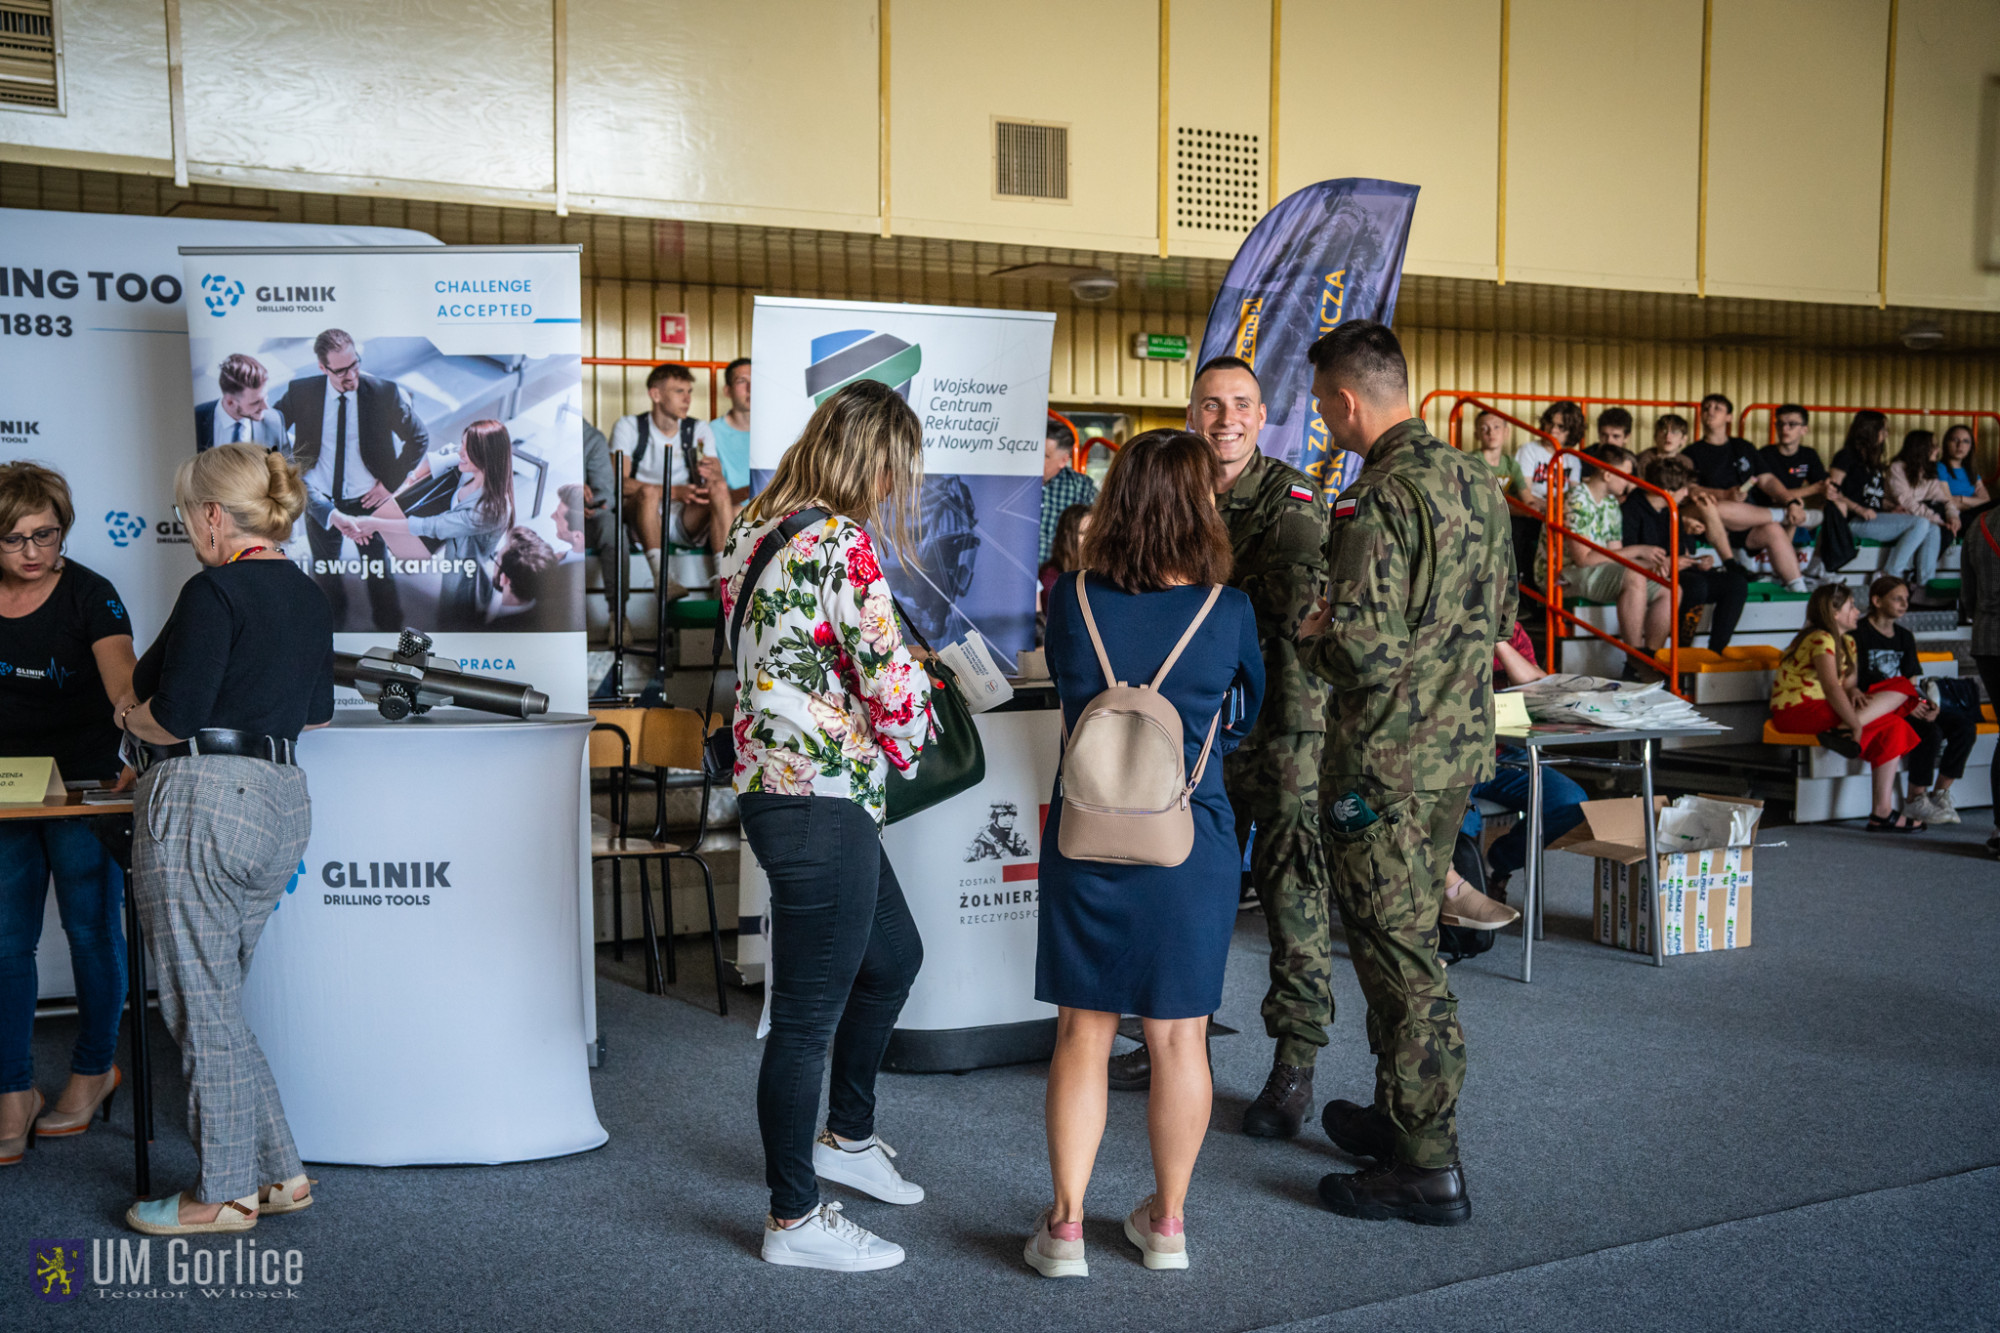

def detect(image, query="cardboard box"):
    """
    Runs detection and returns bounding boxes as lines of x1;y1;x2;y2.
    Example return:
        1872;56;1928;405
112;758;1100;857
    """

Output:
1552;795;1760;956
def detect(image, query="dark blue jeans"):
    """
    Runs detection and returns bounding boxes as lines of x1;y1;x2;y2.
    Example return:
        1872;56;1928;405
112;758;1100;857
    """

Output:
742;794;924;1218
1460;748;1589;877
0;819;127;1093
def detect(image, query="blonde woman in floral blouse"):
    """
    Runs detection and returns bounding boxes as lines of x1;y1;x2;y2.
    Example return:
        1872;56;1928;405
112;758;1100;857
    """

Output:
719;379;935;1273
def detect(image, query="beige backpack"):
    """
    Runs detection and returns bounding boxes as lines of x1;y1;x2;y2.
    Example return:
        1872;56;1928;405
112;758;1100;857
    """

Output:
1056;572;1224;867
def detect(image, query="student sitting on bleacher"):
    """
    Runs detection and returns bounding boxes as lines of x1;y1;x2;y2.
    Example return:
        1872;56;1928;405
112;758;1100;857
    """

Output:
1937;424;1990;519
1623;454;1751;652
1536;442;1671;677
1853;575;1974;826
1888;430;1962;549
1828;410;1942;593
1770;583;1927;833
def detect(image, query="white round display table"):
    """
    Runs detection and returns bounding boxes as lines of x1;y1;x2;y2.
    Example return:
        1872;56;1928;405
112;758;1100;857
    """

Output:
241;711;605;1165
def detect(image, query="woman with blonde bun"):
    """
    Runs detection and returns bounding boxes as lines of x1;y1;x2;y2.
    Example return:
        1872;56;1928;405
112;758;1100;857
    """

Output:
115;443;336;1237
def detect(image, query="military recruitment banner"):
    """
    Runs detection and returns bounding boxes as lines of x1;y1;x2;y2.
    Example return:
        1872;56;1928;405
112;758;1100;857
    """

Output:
748;295;1056;670
179;244;588;712
1196;178;1420;501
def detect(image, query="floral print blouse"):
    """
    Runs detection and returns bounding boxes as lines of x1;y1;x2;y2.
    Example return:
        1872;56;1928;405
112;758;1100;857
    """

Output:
718;509;933;824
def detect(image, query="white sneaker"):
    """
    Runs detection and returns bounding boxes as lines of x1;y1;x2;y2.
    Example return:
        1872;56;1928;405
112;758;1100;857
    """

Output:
761;1202;906;1272
1928;790;1961;825
813;1130;925;1204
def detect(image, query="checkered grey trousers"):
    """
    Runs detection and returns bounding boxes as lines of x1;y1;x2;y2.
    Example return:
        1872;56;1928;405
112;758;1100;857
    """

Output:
132;755;313;1205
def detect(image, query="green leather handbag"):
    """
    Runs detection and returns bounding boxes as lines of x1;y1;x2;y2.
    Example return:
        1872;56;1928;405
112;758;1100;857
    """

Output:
884;599;987;824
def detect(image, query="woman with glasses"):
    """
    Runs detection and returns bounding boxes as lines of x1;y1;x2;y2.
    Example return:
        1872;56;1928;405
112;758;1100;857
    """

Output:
0;462;136;1164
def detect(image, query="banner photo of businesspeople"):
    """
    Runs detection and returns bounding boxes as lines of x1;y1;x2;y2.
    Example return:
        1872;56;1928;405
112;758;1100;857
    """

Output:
1197;177;1419;502
748;295;1057;673
179;244;588;713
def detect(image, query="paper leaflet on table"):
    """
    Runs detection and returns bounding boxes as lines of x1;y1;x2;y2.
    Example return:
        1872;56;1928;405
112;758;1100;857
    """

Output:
937;631;1014;714
1505;675;1726;731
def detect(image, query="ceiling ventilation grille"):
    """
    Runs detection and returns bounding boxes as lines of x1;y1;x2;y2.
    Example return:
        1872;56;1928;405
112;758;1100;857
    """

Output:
0;0;59;112
994;120;1069;201
1174;127;1261;232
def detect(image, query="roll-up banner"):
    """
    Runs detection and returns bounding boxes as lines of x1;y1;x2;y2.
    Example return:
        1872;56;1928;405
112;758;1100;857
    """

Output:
748;296;1055;671
1196;178;1420;501
0;210;434;648
177;245;588;713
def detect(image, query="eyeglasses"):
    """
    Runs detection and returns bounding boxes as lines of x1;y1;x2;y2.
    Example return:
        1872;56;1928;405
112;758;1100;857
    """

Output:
322;356;362;376
0;526;61;552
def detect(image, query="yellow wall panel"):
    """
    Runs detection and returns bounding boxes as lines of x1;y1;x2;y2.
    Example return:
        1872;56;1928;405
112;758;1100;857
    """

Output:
1506;0;1703;292
887;0;1159;250
182;0;555;196
1277;0;1500;281
1706;0;1889;303
0;0;172;172
1884;0;2000;310
568;0;880;230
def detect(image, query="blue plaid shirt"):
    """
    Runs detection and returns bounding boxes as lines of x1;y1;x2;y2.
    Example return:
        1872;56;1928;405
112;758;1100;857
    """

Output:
1038;468;1098;564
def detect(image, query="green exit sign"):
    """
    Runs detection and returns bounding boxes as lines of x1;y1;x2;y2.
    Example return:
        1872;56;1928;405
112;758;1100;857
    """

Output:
1130;332;1190;361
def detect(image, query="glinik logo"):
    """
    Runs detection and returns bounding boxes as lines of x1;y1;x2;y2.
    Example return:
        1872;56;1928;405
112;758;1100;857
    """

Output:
199;274;243;317
104;511;147;548
255;285;335;303
321;860;450;888
0;420;39;436
806;329;921;405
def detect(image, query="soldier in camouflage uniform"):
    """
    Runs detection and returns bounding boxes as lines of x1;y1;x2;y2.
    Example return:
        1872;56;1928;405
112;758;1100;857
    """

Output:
1103;358;1333;1137
1296;321;1513;1226
1196;357;1334;1138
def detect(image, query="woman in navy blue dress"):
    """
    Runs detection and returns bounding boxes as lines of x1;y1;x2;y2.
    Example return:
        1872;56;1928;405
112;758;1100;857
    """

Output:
1024;430;1264;1277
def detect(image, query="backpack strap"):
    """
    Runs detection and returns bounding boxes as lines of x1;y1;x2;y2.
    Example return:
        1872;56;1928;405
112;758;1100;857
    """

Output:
1148;584;1224;689
1977;510;2000;563
726;507;831;656
678;416;700;484
631;412;651;471
1072;571;1125;686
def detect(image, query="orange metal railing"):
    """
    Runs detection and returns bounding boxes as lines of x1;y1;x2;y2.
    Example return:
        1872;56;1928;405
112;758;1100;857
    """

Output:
1453;396;1684;695
1418;390;1704;452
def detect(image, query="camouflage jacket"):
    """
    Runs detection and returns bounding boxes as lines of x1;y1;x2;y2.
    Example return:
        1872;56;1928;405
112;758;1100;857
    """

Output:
1219;448;1330;744
1300;418;1516;791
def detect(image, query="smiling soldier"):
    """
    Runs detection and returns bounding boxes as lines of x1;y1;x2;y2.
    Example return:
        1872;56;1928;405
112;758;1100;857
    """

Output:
1105;355;1333;1139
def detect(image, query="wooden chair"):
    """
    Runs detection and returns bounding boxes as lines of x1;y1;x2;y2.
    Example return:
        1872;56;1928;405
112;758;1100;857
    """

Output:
589;706;652;961
633;707;730;1016
588;720;677;996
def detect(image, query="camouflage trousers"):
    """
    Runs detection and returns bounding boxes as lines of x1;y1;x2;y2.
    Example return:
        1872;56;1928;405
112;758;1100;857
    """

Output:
1224;732;1331;1070
1322;782;1470;1169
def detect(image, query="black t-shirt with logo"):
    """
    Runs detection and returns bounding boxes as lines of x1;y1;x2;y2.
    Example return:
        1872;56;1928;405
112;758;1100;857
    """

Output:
1830;447;1887;510
1682;438;1761;492
1755;445;1828;493
0;561;132;780
1850;619;1918;690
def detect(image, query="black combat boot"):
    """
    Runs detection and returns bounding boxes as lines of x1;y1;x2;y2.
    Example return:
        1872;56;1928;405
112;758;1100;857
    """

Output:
1107;1044;1152;1092
1241;1061;1314;1138
1317;1160;1471;1226
1321;1099;1395;1161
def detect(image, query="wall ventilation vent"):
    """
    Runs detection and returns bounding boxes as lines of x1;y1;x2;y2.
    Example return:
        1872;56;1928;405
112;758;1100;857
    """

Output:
994;120;1069;201
0;0;60;112
1174;127;1261;232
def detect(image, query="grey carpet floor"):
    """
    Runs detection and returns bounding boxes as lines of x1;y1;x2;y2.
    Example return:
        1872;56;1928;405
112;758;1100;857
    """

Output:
6;818;1998;1331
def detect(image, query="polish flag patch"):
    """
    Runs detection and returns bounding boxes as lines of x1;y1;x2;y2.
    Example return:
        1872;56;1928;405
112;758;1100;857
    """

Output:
1333;497;1358;519
1288;485;1315;503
